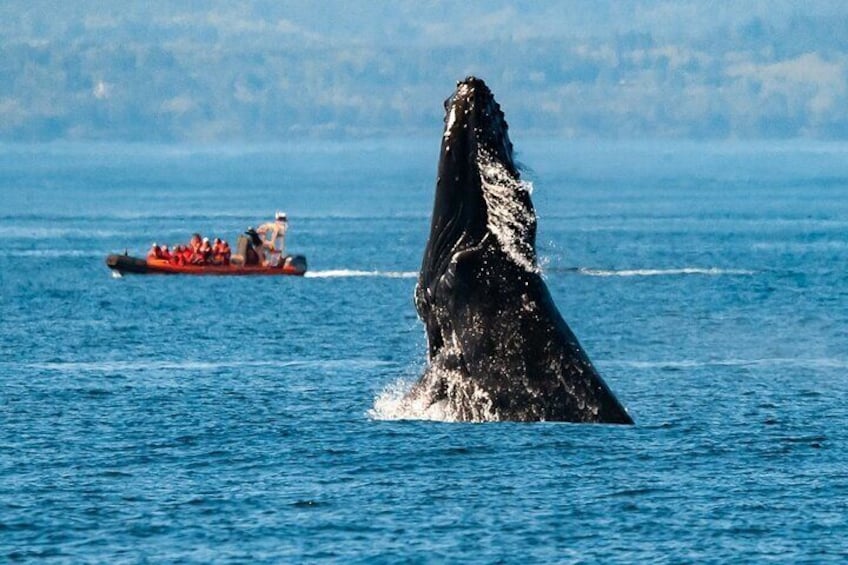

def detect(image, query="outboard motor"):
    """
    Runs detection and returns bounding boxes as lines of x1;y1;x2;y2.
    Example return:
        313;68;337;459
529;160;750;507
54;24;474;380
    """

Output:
242;228;264;266
232;231;262;266
285;255;308;273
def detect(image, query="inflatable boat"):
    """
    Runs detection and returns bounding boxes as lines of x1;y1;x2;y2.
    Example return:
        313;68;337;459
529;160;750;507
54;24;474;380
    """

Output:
106;254;307;276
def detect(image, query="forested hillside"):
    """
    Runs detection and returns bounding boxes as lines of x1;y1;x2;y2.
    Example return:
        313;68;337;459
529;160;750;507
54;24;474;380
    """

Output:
3;1;848;141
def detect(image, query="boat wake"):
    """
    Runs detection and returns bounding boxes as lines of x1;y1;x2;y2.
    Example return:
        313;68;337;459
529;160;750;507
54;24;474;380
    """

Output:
602;357;848;370
575;267;756;277
305;269;417;279
22;358;393;374
4;249;105;258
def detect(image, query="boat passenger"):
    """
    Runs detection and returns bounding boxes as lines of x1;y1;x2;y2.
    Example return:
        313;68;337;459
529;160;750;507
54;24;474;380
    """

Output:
211;238;230;265
190;233;202;252
147;243;161;260
221;239;233;265
210;238;221;265
189;235;207;265
220;240;231;265
256;211;288;259
200;237;213;263
160;245;171;261
169;245;182;265
180;245;193;266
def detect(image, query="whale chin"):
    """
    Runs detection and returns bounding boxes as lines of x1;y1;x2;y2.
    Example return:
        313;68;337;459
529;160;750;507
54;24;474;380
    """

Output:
409;76;633;424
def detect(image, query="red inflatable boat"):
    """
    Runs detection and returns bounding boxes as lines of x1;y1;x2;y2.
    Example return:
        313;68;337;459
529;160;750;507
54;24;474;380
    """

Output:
106;254;307;276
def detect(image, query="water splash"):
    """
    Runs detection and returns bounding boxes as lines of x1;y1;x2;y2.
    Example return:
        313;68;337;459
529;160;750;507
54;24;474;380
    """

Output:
577;267;756;277
305;269;417;279
369;378;451;421
477;149;538;273
21;358;392;374
3;249;104;258
370;341;500;423
602;357;848;370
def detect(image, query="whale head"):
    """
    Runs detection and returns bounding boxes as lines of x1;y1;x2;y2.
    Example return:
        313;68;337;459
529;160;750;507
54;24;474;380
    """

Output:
420;76;537;294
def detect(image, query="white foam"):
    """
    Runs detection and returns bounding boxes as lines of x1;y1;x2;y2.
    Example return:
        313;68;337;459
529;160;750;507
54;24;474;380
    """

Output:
602;357;848;370
370;336;499;423
370;376;505;423
369;376;480;422
305;269;417;279
369;378;447;421
3;249;103;258
0;227;126;239
577;267;756;277
751;240;848;252
477;149;538;273
22;358;392;373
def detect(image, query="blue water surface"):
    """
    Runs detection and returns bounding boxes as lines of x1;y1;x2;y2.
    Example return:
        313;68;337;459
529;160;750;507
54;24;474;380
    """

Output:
1;139;848;562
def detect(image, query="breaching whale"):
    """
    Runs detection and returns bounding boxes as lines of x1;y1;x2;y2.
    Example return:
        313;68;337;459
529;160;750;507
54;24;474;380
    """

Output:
407;76;633;424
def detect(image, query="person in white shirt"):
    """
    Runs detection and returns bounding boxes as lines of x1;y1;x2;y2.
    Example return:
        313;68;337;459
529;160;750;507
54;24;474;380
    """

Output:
256;211;289;266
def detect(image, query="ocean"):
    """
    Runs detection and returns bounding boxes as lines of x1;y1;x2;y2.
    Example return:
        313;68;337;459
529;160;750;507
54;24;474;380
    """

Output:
2;139;847;562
